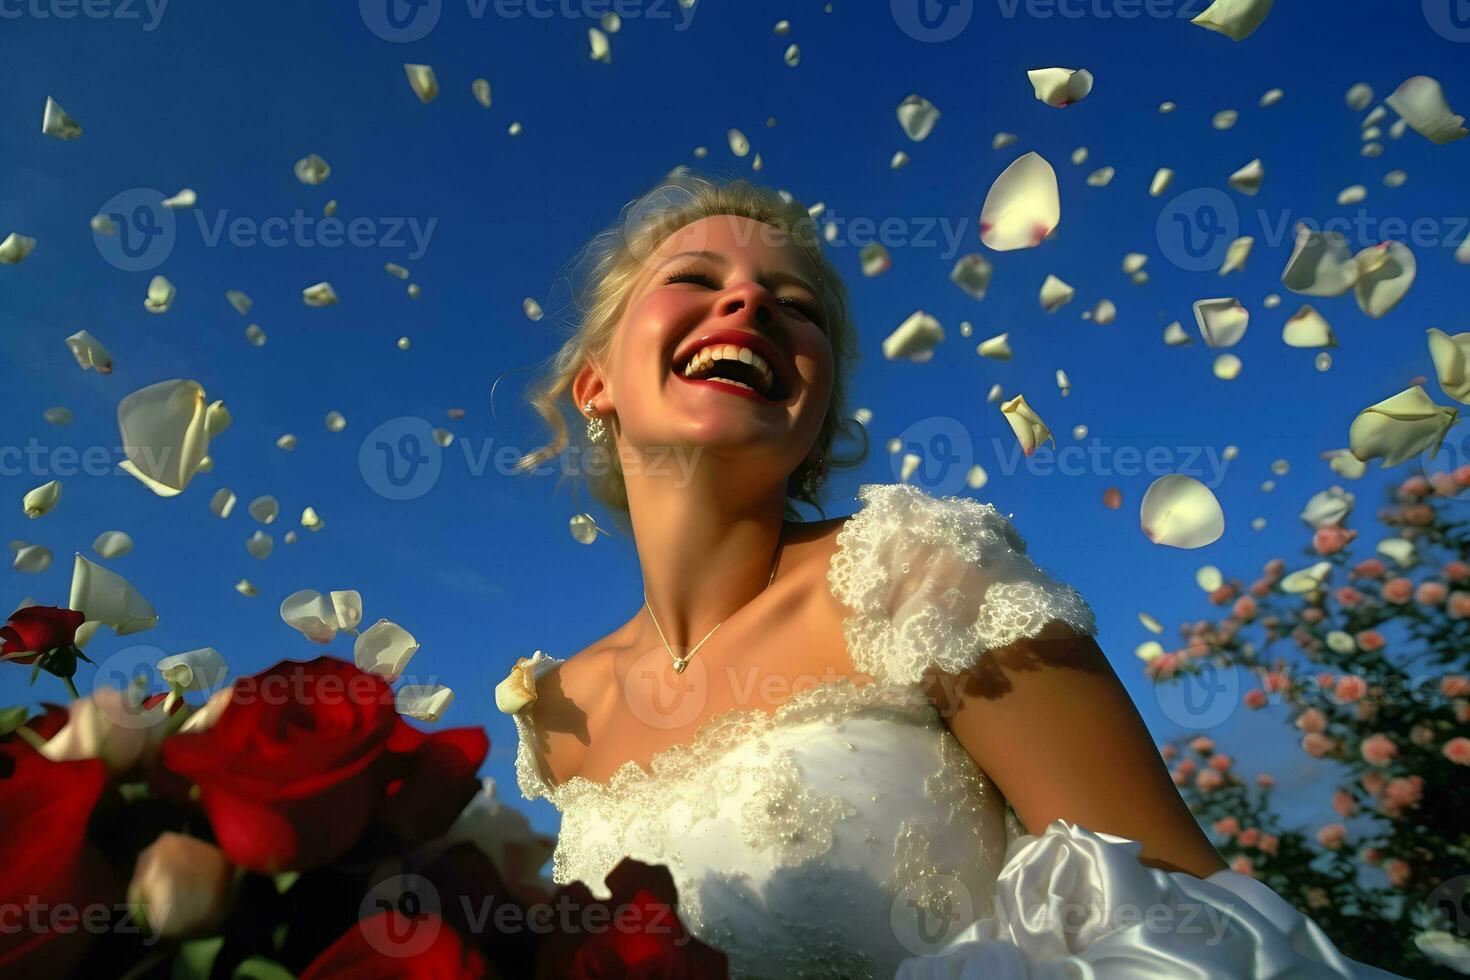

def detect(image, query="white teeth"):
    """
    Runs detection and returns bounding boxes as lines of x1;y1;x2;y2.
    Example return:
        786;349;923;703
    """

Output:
680;343;776;395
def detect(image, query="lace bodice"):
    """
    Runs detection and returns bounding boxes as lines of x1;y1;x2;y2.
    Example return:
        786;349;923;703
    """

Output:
501;483;1098;978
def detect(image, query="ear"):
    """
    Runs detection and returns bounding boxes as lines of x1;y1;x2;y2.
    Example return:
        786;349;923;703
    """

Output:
571;359;609;416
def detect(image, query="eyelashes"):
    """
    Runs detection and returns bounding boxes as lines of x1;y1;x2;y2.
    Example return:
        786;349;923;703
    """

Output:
662;266;826;329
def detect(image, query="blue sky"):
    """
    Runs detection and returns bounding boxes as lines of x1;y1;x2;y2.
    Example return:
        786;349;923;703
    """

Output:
3;0;1469;843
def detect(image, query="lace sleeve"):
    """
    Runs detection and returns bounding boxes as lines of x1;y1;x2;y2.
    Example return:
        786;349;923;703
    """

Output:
827;483;1097;688
493;650;565;803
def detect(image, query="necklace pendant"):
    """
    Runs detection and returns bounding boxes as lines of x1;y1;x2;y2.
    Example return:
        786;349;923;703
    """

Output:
673;656;689;674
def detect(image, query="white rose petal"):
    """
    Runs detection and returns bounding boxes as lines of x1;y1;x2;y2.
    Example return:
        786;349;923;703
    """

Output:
1163;321;1190;346
589;27;611;63
980;152;1060;252
1377;537;1418;568
1227;158;1264;196
161;188;196;210
144;275;175;313
70;554;157;635
41;96;82;139
950;254;993;300
246;530;273;560
1040;274;1075;313
12;543;52;574
523;297;544;321
157;647;228;693
404;63;439;103
280;589;340;643
225;290;252;315
1027;67;1094;108
303;282;339;307
301;506;324;531
23;480;61;519
882;310;944;362
977;332;1012;360
396;684;454;722
860;243;891;277
331;590;363;633
209;488;236;519
325;411;346;432
1282;305;1336;348
1213;353;1243;380
1348;386;1459;468
1000;394;1053;457
992;132;1017;150
1353;242;1416;319
1260;88;1284;108
897;94;940;141
354;619;420;678
1149;168;1174;197
472;79;491;108
1191;0;1274;40
1281;561;1333;593
118;379;218;496
1346;83;1374;111
1140;475;1225;549
967;465;988;490
1385;76;1467;145
294;154;331;185
44;406;73;425
92;531;134;559
1196;565;1223;591
1281;225;1359;296
1301;487;1355;528
65;330;113;374
1086;166;1115;187
248;495;279;524
1428;328;1470;404
1071;146;1089;165
1212;110;1239;131
1218;236;1254;275
276;433;297;451
245;324;266;347
0;233;37;264
1193;298;1249;348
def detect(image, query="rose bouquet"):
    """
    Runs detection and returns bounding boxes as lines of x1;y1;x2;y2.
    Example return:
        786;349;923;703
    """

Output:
0;609;728;979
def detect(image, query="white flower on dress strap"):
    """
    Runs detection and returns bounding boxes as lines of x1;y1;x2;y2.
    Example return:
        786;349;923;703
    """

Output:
495;649;552;715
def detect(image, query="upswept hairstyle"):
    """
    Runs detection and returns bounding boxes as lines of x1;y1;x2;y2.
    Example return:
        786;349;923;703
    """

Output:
513;167;868;529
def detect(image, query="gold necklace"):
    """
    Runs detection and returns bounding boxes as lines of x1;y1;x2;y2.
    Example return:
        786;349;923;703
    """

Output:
644;527;784;674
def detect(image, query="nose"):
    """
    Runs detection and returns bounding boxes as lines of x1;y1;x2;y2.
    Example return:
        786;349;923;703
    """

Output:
717;281;776;327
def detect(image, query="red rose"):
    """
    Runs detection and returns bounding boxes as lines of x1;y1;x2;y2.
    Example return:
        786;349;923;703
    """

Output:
537;858;728;979
1;606;85;666
299;911;487;980
0;735;114;978
161;656;400;873
379;719;489;845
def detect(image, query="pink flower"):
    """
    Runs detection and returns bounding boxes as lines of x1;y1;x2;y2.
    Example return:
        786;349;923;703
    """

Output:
1316;823;1347;850
1401;504;1435;526
1209;584;1236;606
1230;855;1255;877
1385;859;1411;888
1449;592;1470;620
1249;579;1271;598
1334;675;1368;704
1444;561;1470;583
1362;770;1387;796
1352;559;1386;580
1258;833;1279;855
1334;586;1366;609
1355;701;1379;722
1360;847;1382;866
1313;524;1357;555
1431;471;1459;498
1410;724;1435;747
1237;827;1260;848
1454;464;1470;487
1382;577;1414;603
1332;790;1359;817
1443;675;1470;699
1263;558;1286;581
1213;816;1240;836
1195;769;1225;792
1233;596;1258;621
1444;737;1470;766
1382;776;1423;816
1360;733;1398;766
1190;736;1215;754
1303;733;1335;757
1160;744;1177;760
1398;475;1432;498
1416;581;1449;606
1264;671;1291;694
1295;708;1327;734
1209;754;1232;772
1299;607;1326;624
1355;630;1386;653
1245;689;1268;710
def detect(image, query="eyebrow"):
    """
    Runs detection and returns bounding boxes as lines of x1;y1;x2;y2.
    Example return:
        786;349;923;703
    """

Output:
654;249;820;296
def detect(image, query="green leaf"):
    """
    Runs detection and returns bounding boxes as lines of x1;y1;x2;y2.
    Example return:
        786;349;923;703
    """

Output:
171;936;225;980
0;705;30;735
232;956;297;980
272;871;300;895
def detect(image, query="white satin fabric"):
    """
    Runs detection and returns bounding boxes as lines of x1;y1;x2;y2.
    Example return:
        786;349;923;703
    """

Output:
894;821;1404;979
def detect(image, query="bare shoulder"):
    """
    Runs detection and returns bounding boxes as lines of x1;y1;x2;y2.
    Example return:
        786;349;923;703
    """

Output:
523;638;624;787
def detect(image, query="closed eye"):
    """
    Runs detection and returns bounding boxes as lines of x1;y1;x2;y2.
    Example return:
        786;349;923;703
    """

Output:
777;296;825;329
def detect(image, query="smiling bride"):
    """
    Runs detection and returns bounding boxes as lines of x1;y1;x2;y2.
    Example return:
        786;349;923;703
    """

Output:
495;170;1403;979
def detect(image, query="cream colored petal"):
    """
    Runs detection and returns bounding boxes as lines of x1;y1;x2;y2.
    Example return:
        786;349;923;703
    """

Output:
245;324;266;347
1385;76;1467;145
782;43;799;67
1282;305;1336;348
727;128;749;156
234;579;257;597
294;154;331;185
44;406;72;425
1281;225;1359;296
1122;253;1148;275
1377;537;1418;568
90;215;116;235
1191;0;1274;40
1000;394;1053;456
1428;328;1470;404
967;465;988;490
204;401;230;439
225;290;252;315
950;254;993;299
161;188;196;210
980;152;1060;251
570;513;599;544
281;590;338;643
275;433;297;451
1193;298;1249;348
897;94;940;141
1280;561;1332;593
1158;102;1176;114
1138;612;1164;634
1140;475;1225;548
1071;146;1089;165
1322;448;1367;480
1348;385;1459;467
92;531;134;560
144;275;175;313
1027;68;1094;108
118;379;211;496
1384;170;1407;188
987;383;1004;404
157;647;227;692
1259;88;1284;108
354;619;419;678
209;488;236;519
246;530;273;560
1300;487;1354;528
860;243;891;277
882;310;944;362
65;330;112;374
302;282;339;307
1086;166;1115;187
70;554;157;635
1227;158;1264;196
890;151;909;170
397;684;454;722
991;133;1017;150
1218;236;1255;275
1458;237;1470;264
1346;83;1374;111
1336;185;1367;206
472;79;492;108
325;411;346;432
301;506;324;531
523;297;544;321
1212;110;1239;131
247;496;279;524
396;336;410;350
1135;641;1164;662
507;121;521;136
1353;241;1416;319
1196;565;1223;591
1163;321;1191;346
0;233;37;264
588;27;611;63
12;544;51;574
41;96;82;139
1213;353;1243;380
1361;142;1384;158
1040;274;1075;313
977;333;1012;360
1149;168;1174;197
1056;369;1072;396
1090;299;1117;326
404;63;440;103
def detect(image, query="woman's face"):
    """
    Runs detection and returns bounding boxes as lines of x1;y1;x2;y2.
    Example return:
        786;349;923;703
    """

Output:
592;214;835;488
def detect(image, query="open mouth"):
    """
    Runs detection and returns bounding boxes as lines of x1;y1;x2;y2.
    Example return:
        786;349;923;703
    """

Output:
673;343;789;401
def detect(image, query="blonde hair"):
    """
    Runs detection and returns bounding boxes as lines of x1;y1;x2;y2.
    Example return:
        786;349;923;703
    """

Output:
513;167;867;530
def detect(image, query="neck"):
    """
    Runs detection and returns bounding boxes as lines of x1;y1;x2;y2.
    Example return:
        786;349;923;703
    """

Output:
625;470;788;652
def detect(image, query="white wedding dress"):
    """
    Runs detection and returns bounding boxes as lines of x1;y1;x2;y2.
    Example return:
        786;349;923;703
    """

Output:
501;483;1402;979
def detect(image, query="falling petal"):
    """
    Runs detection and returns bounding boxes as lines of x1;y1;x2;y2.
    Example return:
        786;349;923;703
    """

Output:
396;336;410;350
1138;612;1164;634
1316;352;1333;372
524;297;544;321
404;64;439;103
294;154;331;185
65;330;112;374
0;233;36;264
1384;170;1407;188
225;290;252;315
507;121;522;136
1353;242;1416;319
1213;353;1243;380
950;254;993;299
967;465;988;490
235;580;258;597
1040;275;1075;313
882;310;944;362
1212;110;1239;130
783;43;800;67
1191;0;1275;41
1346;83;1374;111
325;411;346;432
977;333;1012;360
1163;321;1191;346
1385;76;1467;145
1259;88;1284;108
1193;298;1249;348
158;647;228;692
890;151;910;170
1056;369;1072;397
161;188;196;210
1135;641;1164;662
44;407;73;425
1280;561;1332;594
1027;68;1094;108
12;544;52;574
1072;425;1088;440
1282;305;1336;348
41;96;82;139
1300;487;1354;528
589;27;612;63
570;514;600;544
301;506;324;531
281;590;340;643
92;531;134;560
1140;474;1225;548
1428;328;1470;404
1196;566;1223;591
1337;185;1367;206
209;488;236;519
1281;225;1359;296
302;282;339;307
1218;237;1255;275
897;94;940;141
1149;168;1174;197
246;530;273;560
980;152;1060;251
1070;146;1089;165
1122;253;1148;275
1086;167;1115;187
70;554;157;635
323;199;338;217
860;243;891;277
1000;394;1053;456
245;324;266;347
1227;158;1264;196
991;132;1017;150
90;215;116;235
247;496;279;524
1158;102;1176;114
397;684;454;722
1091;299;1117;325
986;384;1004;404
407;283;422;299
276;434;297;452
354;619;419;678
1348;385;1458;467
118;380;218;496
471;79;492;108
1377;538;1418;568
